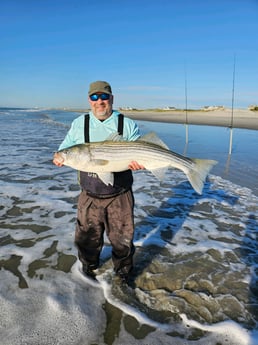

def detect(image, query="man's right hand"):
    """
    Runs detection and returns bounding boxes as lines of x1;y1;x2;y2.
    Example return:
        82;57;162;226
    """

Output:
53;152;64;167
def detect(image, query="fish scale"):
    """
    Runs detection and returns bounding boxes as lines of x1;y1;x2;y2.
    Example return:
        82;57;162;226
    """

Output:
91;141;194;167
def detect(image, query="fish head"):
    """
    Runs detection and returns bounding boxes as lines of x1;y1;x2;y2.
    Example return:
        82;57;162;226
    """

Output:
57;144;91;168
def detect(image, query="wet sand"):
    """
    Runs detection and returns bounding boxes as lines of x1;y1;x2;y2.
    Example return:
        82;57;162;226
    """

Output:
121;108;258;130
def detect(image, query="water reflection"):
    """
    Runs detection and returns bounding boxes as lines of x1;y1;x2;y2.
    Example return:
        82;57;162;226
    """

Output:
138;121;258;196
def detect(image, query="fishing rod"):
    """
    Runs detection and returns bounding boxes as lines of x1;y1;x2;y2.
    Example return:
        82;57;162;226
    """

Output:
228;54;236;155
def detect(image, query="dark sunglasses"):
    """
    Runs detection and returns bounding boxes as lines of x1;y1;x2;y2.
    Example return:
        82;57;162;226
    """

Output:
89;93;110;101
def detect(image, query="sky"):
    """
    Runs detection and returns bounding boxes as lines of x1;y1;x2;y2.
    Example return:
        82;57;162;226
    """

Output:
1;0;258;109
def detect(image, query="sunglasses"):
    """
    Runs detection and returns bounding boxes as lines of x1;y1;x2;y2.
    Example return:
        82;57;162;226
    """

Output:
89;93;110;101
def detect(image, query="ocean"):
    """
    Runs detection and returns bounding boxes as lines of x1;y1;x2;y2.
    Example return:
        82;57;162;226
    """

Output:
0;107;257;345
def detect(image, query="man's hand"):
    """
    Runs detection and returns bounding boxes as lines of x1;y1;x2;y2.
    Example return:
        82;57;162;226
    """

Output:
53;152;64;167
128;161;145;171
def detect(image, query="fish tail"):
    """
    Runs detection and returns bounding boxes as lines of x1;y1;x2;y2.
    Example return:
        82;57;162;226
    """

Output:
186;159;217;194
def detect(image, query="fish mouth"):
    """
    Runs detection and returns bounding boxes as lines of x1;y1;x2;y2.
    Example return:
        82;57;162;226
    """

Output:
54;152;65;163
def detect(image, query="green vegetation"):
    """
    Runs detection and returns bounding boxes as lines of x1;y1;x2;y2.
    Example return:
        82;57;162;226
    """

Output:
248;105;258;111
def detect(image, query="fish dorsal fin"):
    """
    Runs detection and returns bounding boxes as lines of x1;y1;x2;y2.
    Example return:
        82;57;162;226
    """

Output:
105;132;124;142
139;132;169;150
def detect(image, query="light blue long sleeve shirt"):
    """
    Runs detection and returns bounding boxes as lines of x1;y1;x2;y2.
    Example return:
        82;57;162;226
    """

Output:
58;110;140;150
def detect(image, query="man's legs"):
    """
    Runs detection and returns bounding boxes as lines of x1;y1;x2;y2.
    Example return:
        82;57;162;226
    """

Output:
105;190;135;281
75;191;105;275
75;189;136;283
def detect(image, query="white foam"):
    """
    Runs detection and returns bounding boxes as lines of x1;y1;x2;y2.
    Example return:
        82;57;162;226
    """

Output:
181;314;254;345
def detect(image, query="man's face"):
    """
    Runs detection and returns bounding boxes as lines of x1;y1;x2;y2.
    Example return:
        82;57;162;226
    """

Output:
88;92;113;119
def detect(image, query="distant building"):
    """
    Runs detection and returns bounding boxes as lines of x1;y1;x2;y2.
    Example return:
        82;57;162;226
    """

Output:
119;107;133;111
201;105;225;111
162;106;176;110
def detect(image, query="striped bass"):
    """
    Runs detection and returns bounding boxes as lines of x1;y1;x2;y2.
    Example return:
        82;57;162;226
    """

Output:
55;132;217;194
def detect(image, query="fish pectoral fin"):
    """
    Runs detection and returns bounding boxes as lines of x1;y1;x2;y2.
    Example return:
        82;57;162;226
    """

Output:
149;167;168;180
92;159;109;166
97;172;114;186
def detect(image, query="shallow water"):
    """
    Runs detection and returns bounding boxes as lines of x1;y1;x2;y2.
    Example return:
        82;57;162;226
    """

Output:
0;108;258;345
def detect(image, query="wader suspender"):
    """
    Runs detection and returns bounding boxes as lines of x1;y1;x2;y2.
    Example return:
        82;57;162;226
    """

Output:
84;113;124;143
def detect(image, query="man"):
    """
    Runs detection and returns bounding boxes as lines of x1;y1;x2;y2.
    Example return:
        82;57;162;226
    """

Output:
53;81;143;284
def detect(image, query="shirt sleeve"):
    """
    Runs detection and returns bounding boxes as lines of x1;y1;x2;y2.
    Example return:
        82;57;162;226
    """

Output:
123;117;141;141
58;115;85;150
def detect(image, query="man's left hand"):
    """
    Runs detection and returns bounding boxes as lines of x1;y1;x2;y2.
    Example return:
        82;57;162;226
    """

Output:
129;161;145;171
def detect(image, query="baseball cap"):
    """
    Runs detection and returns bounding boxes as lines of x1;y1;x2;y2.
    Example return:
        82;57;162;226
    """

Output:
88;81;112;95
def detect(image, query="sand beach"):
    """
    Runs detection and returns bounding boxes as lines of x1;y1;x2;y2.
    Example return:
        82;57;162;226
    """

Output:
122;108;258;130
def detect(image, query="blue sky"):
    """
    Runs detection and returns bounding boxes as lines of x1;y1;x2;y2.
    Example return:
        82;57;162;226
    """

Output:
1;0;258;109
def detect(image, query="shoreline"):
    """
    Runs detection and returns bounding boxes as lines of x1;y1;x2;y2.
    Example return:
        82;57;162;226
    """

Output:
66;108;258;131
122;109;258;130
